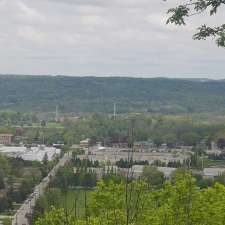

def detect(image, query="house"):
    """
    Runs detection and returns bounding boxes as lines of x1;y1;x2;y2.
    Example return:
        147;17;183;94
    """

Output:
79;139;90;149
0;134;13;145
71;144;80;149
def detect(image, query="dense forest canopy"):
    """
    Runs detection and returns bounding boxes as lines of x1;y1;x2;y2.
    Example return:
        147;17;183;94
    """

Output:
1;75;225;114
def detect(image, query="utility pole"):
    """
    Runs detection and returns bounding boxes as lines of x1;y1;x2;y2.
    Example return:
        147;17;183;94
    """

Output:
113;102;116;120
201;157;204;170
55;105;59;122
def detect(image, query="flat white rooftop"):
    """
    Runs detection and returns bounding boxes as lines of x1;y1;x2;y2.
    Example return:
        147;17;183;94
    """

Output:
0;145;60;162
203;167;225;177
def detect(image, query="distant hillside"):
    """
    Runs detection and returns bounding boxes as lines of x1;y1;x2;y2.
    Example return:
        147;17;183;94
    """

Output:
0;75;225;114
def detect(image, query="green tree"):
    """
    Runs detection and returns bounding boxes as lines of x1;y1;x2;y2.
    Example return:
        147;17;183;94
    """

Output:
214;172;225;185
35;208;70;225
163;133;177;147
142;166;165;188
0;169;5;189
20;178;35;199
33;189;61;221
42;153;49;174
167;0;225;47
180;132;200;146
0;155;10;175
0;196;11;213
36;174;225;225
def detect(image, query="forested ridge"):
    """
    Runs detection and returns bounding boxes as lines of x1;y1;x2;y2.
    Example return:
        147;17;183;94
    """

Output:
0;75;225;114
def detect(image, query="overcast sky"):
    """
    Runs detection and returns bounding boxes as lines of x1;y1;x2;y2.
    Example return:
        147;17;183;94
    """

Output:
0;0;225;79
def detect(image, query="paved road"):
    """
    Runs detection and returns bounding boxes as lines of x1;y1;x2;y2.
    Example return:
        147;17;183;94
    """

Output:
11;152;72;225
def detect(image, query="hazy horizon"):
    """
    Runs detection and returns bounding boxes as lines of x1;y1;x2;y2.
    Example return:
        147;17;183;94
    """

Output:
0;73;224;80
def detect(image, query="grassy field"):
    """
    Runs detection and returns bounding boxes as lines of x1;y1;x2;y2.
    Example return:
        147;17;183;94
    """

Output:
51;188;93;218
0;218;11;225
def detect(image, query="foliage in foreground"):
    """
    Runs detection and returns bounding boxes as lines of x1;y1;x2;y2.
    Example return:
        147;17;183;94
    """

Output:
36;172;225;225
167;0;225;47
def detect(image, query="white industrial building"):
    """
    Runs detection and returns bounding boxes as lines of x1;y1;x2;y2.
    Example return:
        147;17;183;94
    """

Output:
131;165;176;179
78;150;189;165
203;167;225;179
0;145;61;162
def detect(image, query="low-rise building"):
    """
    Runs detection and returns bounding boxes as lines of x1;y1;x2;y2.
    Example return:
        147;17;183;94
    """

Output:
0;134;13;145
71;144;80;149
203;167;225;179
0;145;61;162
131;165;176;179
79;139;90;149
206;149;222;156
112;143;129;148
134;140;154;152
78;149;189;165
74;164;177;180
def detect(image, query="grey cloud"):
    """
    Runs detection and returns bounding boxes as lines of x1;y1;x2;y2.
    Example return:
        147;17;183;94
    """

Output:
0;0;224;78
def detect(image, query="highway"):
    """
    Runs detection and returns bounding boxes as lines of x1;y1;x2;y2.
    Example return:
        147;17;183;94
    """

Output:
11;152;72;225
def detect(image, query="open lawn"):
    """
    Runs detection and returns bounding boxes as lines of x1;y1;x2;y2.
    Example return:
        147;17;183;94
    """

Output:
51;188;93;218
